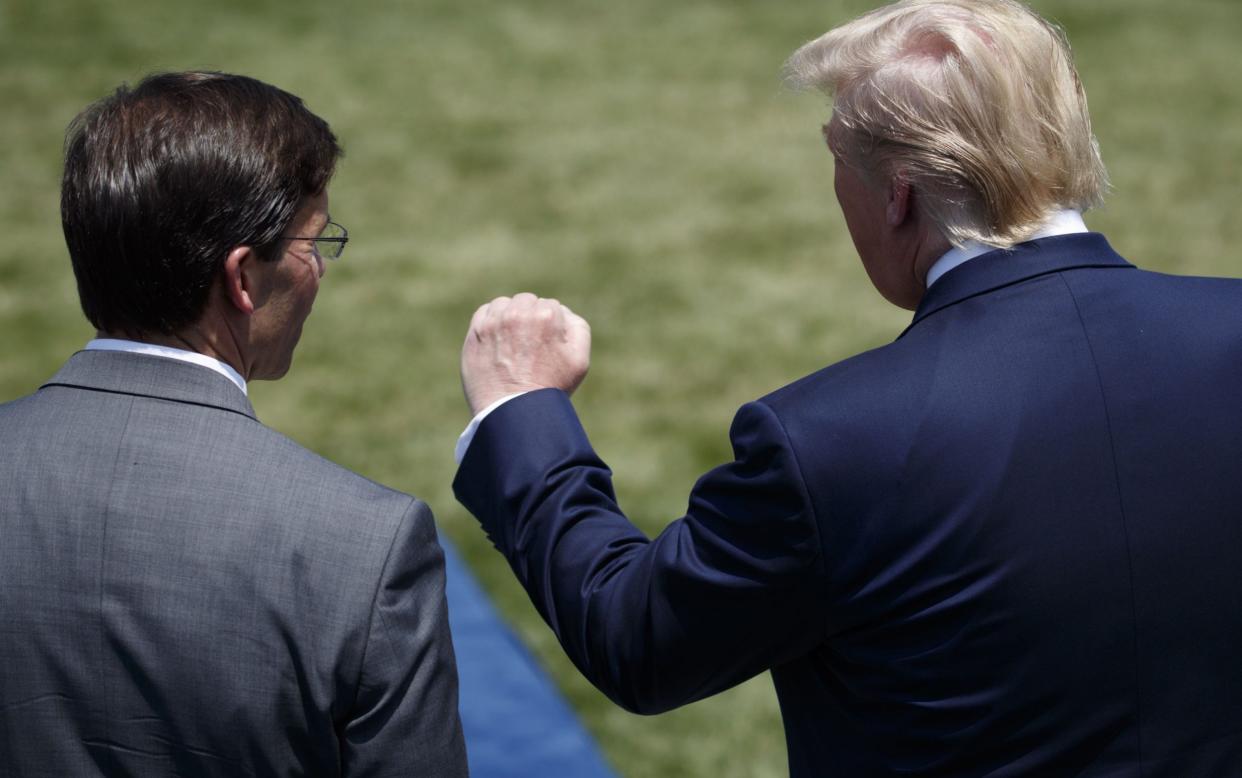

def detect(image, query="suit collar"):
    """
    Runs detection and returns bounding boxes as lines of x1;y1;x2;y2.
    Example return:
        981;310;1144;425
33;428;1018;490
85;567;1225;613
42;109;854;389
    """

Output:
41;349;258;420
903;233;1134;336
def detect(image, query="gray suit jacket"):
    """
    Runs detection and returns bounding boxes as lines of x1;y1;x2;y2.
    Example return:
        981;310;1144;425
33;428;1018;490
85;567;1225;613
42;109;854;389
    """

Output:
0;350;467;776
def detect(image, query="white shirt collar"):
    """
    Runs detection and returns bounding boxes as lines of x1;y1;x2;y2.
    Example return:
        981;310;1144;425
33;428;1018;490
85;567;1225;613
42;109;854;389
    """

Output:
85;338;248;395
925;209;1089;289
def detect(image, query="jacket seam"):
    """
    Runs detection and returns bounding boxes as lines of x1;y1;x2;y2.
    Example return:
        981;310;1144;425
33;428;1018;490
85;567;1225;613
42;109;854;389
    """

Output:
97;394;136;771
903;262;1135;338
40;382;257;422
754;399;831;639
1057;271;1145;770
344;496;421;729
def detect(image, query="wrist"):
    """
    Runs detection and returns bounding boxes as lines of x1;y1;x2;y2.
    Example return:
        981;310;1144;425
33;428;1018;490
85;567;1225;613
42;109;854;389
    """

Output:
467;383;546;416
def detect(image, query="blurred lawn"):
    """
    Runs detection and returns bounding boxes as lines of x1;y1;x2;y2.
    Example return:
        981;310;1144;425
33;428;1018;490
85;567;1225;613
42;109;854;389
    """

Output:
2;0;1239;775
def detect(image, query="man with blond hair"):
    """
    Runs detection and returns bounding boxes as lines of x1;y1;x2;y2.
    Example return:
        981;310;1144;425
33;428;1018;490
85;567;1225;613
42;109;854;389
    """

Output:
454;0;1242;774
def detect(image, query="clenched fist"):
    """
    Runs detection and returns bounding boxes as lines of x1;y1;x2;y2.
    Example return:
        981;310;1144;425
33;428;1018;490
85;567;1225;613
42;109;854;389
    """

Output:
461;293;592;415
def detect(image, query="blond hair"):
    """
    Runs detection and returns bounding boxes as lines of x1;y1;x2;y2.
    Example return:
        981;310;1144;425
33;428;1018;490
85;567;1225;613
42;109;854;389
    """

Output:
786;0;1108;248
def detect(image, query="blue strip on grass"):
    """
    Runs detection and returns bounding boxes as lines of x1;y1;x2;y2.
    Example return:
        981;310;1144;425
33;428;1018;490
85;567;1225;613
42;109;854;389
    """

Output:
442;539;618;778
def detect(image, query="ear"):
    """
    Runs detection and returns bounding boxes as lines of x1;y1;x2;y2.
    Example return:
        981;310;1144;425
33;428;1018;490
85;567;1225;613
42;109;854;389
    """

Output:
886;176;913;227
221;246;258;316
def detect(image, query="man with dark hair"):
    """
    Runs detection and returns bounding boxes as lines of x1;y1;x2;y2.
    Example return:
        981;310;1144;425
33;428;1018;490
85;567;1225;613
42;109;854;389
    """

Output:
0;72;467;776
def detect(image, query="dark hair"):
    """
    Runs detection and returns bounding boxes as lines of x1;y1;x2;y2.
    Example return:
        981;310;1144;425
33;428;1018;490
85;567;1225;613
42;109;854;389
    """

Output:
61;71;343;335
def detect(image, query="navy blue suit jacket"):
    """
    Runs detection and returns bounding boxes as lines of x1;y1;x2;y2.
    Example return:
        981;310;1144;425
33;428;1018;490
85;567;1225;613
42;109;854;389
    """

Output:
454;234;1242;776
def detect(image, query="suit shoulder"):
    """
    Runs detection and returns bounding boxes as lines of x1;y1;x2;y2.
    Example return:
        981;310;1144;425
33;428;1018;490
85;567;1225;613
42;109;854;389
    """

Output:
0;389;45;420
757;336;924;424
241;421;424;518
1125;266;1242;305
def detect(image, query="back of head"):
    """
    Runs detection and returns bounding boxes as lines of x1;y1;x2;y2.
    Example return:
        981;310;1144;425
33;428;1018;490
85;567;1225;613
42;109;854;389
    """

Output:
61;71;342;337
786;0;1108;248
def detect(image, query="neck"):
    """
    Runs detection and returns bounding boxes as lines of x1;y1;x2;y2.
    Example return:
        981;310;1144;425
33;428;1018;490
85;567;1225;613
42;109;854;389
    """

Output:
888;227;952;311
103;307;252;380
914;232;952;289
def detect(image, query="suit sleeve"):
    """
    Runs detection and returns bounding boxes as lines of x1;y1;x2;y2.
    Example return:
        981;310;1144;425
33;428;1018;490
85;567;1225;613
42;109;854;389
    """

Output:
453;388;827;714
340;499;468;777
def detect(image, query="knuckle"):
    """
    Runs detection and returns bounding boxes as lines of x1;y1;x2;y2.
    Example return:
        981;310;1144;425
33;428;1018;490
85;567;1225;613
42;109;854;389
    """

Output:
500;308;527;329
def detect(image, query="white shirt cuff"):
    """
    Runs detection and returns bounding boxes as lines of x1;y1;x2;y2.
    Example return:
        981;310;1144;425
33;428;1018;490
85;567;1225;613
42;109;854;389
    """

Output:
454;392;529;464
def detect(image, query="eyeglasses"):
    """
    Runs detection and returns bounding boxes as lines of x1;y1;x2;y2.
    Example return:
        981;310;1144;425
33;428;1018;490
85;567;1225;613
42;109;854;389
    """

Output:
284;220;349;260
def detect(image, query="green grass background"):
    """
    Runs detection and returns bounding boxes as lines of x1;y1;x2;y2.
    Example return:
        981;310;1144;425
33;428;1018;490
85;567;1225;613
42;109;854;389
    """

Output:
2;0;1239;774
